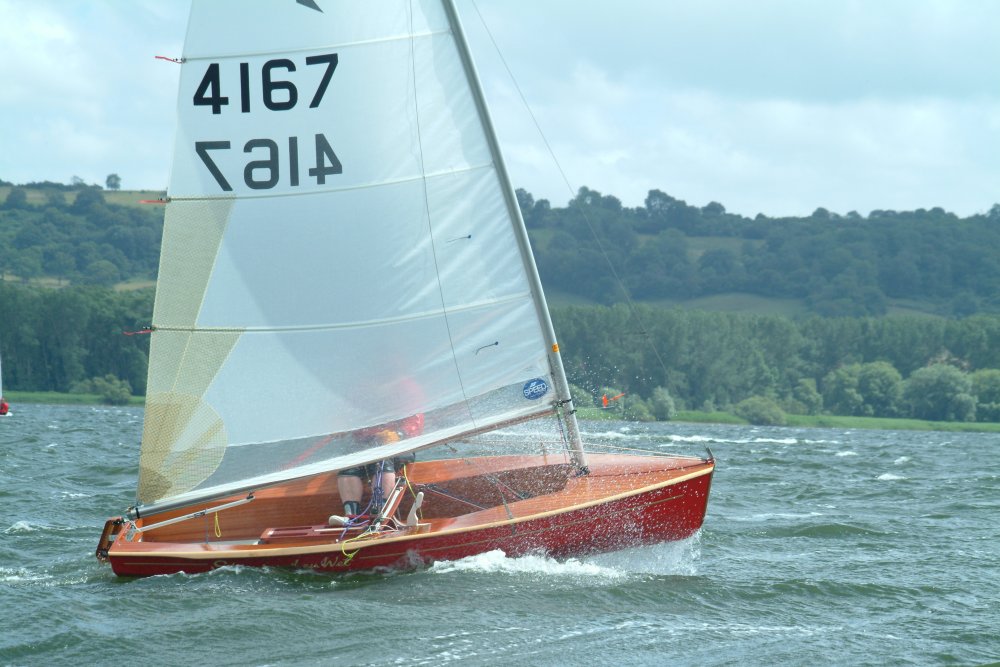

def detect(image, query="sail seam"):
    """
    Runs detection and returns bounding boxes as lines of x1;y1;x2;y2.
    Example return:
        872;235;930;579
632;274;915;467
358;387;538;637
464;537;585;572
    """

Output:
153;291;534;334
181;29;450;62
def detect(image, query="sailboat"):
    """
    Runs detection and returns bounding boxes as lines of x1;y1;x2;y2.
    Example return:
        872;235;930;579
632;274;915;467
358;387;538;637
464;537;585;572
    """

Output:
0;344;8;417
96;0;714;577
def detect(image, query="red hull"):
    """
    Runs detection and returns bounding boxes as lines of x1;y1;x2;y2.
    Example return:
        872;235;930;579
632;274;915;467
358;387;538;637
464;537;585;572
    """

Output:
101;453;714;577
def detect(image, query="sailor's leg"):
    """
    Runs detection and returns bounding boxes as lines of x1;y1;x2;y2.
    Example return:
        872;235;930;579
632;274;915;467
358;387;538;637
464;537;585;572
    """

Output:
336;469;364;516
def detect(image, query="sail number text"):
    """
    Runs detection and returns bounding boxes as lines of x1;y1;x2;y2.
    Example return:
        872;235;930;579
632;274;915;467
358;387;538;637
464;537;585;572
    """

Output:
196;135;341;191
193;54;338;114
191;55;343;191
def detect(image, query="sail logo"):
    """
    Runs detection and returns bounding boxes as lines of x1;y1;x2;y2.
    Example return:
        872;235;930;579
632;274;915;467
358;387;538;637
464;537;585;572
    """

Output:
522;379;549;400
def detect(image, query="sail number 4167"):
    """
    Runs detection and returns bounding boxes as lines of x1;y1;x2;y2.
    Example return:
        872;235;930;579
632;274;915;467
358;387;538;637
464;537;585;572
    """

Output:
193;55;338;114
196;135;341;191
190;54;343;191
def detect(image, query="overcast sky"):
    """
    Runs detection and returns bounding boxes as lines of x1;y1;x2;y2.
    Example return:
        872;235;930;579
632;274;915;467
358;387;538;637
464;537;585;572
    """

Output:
1;0;998;218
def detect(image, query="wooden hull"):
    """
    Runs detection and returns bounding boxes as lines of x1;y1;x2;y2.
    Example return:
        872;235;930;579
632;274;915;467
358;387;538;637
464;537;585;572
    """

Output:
99;453;714;577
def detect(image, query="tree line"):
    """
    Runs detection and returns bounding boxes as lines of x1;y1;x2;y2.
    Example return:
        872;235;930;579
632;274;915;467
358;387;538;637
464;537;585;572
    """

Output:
552;305;1000;423
5;182;1000;318
519;187;1000;317
0;186;162;286
4;179;1000;419
0;283;151;397
3;282;1000;422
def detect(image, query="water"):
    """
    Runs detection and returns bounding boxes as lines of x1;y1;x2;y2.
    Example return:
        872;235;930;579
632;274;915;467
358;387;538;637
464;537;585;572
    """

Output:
2;405;998;666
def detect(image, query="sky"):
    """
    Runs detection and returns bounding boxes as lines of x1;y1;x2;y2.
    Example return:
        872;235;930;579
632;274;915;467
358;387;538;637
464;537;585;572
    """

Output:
1;0;998;218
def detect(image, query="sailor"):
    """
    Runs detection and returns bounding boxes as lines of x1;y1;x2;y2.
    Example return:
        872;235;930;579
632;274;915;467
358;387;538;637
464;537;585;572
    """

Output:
332;413;423;524
0;397;9;416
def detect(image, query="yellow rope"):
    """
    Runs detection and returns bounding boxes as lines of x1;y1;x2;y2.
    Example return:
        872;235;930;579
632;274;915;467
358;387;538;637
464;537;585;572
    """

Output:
338;528;374;565
214;512;222;538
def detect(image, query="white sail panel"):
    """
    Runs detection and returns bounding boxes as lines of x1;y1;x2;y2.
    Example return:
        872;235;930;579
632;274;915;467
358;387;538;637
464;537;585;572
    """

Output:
171;18;489;198
181;1;449;61
137;0;561;510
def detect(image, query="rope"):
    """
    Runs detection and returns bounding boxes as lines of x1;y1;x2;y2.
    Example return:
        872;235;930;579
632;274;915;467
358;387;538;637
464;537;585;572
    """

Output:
469;0;673;380
417;483;487;510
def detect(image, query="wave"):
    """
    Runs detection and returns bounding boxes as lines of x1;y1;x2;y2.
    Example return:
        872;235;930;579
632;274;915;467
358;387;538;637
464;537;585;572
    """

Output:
667;434;716;443
583;537;702;576
761;521;889;539
0;566;53;584
836;450;859;457
428;549;627;581
728;511;826;523
4;520;39;534
877;473;907;481
3;521;83;534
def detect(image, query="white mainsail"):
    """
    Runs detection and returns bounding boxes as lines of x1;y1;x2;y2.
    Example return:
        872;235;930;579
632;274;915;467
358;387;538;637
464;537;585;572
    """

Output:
136;0;580;516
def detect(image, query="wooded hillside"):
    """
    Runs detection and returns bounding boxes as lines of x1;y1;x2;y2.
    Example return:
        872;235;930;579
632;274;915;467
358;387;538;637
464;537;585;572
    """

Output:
3;180;1000;420
521;187;1000;318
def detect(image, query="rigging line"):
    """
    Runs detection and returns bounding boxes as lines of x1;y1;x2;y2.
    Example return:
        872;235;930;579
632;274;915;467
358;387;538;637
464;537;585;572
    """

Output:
417;484;487;510
469;1;673;379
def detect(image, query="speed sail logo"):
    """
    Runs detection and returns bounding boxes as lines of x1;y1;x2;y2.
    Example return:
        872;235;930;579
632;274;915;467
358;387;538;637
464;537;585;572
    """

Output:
522;378;549;400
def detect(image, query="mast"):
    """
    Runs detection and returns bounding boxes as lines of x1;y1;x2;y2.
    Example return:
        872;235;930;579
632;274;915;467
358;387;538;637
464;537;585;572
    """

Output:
440;0;587;471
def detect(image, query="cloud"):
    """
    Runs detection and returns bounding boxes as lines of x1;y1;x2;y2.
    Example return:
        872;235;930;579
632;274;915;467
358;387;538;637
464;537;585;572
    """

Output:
0;0;185;188
1;0;997;217
465;0;1000;216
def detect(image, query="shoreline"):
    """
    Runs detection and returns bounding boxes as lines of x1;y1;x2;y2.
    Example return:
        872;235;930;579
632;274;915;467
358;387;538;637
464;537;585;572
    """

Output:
8;391;999;433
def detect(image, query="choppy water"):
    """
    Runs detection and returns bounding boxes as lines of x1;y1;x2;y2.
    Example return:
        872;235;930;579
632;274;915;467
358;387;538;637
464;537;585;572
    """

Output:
1;404;998;666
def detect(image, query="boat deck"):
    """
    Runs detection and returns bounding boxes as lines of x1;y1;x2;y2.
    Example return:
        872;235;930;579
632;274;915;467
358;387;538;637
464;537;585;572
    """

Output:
101;452;714;574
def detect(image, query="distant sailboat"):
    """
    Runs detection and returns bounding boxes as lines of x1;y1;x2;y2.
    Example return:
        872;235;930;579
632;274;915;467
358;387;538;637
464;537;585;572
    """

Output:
96;0;714;577
0;342;9;417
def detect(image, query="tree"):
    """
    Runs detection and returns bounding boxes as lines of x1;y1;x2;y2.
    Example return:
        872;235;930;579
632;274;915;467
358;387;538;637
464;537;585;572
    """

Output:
106;173;122;191
82;259;120;286
2;187;29;209
71;187;106;214
857;361;903;417
622;395;655;422
792;378;823;415
649;387;677;421
734;396;786;425
568;383;594;409
970;369;1000;422
822;364;864;415
71;374;132;405
903;364;975;422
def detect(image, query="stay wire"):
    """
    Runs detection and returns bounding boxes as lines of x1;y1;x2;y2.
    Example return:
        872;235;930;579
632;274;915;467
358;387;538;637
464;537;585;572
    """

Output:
468;1;672;380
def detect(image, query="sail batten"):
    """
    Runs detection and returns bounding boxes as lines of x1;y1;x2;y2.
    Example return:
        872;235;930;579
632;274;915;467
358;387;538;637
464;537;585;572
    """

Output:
168;161;496;202
153;291;535;335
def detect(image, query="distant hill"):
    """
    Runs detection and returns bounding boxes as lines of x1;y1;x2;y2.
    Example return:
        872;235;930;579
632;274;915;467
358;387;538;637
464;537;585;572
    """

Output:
3;179;1000;317
520;186;1000;318
0;183;164;287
